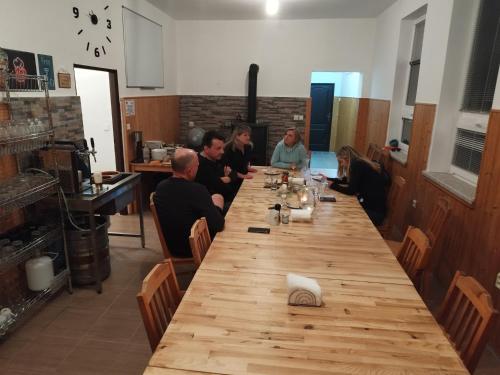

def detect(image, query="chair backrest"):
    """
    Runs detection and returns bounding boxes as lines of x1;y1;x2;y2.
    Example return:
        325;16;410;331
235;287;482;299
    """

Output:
397;226;431;286
137;260;183;351
366;143;377;160
425;197;450;247
150;192;175;259
189;218;212;268
437;271;498;372
382;175;406;234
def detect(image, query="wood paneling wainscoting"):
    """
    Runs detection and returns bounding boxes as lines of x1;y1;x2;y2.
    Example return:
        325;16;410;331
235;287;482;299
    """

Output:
354;98;390;154
120;96;180;167
359;99;500;354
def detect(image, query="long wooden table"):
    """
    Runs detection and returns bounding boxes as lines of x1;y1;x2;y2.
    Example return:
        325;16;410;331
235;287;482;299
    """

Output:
144;168;468;374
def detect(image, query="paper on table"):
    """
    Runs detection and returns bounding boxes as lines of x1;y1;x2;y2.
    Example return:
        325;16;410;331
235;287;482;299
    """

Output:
290;208;313;222
289;177;305;186
287;273;322;307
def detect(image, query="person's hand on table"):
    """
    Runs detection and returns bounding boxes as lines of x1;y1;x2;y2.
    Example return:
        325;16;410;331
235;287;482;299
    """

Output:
220;176;231;184
224;165;232;176
211;194;224;210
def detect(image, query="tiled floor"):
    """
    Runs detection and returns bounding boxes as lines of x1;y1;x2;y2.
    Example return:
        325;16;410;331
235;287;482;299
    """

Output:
0;213;193;375
1;213;499;374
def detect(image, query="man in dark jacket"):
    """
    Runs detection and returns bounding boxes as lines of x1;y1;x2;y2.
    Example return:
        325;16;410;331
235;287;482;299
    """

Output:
154;148;224;258
195;131;237;204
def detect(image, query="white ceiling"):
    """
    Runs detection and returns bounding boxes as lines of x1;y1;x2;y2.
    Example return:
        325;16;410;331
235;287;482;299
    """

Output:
147;0;398;20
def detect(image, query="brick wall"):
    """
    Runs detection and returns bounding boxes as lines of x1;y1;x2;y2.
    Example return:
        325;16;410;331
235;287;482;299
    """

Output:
9;96;84;141
180;95;307;163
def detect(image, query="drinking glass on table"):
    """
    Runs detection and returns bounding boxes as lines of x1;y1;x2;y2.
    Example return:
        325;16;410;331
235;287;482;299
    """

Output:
290;162;297;176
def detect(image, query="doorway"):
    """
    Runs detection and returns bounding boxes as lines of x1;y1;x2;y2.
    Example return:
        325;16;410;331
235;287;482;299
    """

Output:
310;83;335;151
74;65;124;172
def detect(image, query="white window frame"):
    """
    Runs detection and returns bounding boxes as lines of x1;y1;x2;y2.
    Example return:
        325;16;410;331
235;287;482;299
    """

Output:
399;15;426;153
449;112;488;184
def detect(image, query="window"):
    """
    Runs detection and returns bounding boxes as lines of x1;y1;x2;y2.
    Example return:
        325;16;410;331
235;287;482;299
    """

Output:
401;117;413;145
451;129;486;182
399;17;426;151
452;0;500;182
406;20;425;106
461;0;500;113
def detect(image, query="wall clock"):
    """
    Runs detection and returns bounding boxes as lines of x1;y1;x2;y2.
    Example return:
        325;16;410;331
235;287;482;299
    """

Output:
73;4;112;57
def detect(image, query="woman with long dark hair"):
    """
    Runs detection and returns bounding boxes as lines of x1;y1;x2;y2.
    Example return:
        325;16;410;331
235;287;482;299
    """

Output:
329;145;389;225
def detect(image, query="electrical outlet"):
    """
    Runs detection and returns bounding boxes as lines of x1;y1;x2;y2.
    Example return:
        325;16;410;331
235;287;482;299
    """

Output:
298;115;304;120
126;123;131;130
188;121;195;127
293;115;298;121
496;272;500;290
412;199;417;208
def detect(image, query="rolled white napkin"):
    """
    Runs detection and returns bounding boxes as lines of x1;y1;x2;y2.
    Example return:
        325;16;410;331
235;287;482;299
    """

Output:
290;208;313;222
287;273;322;307
289;177;305;186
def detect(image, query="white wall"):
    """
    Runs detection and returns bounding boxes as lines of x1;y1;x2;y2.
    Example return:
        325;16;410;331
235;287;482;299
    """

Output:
75;68;116;172
175;19;376;98
0;0;176;98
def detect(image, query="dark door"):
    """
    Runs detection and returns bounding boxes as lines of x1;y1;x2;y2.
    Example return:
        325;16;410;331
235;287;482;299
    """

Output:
309;83;334;151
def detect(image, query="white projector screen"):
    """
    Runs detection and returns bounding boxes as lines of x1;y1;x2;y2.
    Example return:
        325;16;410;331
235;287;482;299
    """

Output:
122;7;164;88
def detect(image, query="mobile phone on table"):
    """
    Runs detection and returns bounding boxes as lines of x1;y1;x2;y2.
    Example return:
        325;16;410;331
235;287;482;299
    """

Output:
319;196;336;202
248;227;271;234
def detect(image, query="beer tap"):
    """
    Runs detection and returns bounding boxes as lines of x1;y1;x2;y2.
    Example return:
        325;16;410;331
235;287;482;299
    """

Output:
90;137;97;162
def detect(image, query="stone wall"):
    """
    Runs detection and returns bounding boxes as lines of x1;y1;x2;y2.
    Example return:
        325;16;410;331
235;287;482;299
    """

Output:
9;96;84;141
179;95;307;163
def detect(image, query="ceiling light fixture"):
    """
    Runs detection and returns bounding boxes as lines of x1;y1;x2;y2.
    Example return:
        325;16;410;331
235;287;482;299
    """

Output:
266;0;280;16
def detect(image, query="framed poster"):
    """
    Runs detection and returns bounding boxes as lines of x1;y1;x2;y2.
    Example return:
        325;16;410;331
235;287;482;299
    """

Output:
3;49;38;90
57;72;71;88
37;54;55;90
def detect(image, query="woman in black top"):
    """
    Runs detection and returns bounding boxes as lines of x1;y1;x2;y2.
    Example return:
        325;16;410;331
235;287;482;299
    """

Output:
329;146;388;225
224;125;257;187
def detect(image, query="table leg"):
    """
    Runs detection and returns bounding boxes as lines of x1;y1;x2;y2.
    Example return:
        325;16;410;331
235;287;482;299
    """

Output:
138;180;145;248
89;212;102;293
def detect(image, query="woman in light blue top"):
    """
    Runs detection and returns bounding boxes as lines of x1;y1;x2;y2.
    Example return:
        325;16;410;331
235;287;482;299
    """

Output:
270;127;308;169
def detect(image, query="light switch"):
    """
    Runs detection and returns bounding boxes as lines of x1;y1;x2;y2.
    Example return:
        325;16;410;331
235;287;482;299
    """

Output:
126;123;131;130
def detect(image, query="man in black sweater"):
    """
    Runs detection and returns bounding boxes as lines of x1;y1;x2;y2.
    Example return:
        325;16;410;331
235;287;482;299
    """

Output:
154;148;225;258
195;131;237;204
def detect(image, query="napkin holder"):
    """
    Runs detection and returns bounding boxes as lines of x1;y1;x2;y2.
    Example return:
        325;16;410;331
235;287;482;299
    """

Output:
287;273;322;307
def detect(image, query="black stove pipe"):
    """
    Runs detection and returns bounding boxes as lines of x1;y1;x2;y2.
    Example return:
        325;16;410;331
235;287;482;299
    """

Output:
247;63;259;123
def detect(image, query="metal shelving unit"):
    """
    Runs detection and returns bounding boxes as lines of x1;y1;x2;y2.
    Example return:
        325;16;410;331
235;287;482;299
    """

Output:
0;72;71;338
0;269;69;336
0;226;62;272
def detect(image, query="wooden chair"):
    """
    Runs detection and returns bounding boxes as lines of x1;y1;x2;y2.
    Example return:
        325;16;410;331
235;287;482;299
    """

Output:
189;217;212;268
150;192;195;270
437;271;498;372
137;260;183;351
366;143;377;160
425;197;450;247
394;226;431;293
386;197;450;253
377;175;406;238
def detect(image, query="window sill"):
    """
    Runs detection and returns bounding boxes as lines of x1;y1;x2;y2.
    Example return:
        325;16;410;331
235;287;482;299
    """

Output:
390;150;408;166
422;171;476;206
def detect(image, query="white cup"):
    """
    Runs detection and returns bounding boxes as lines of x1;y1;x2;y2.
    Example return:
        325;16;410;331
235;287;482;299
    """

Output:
93;172;103;184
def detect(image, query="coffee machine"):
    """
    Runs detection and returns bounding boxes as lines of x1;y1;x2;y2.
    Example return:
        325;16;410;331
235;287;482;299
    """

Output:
132;131;143;163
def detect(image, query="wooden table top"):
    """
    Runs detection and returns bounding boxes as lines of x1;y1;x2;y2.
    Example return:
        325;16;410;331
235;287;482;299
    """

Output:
144;167;468;375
